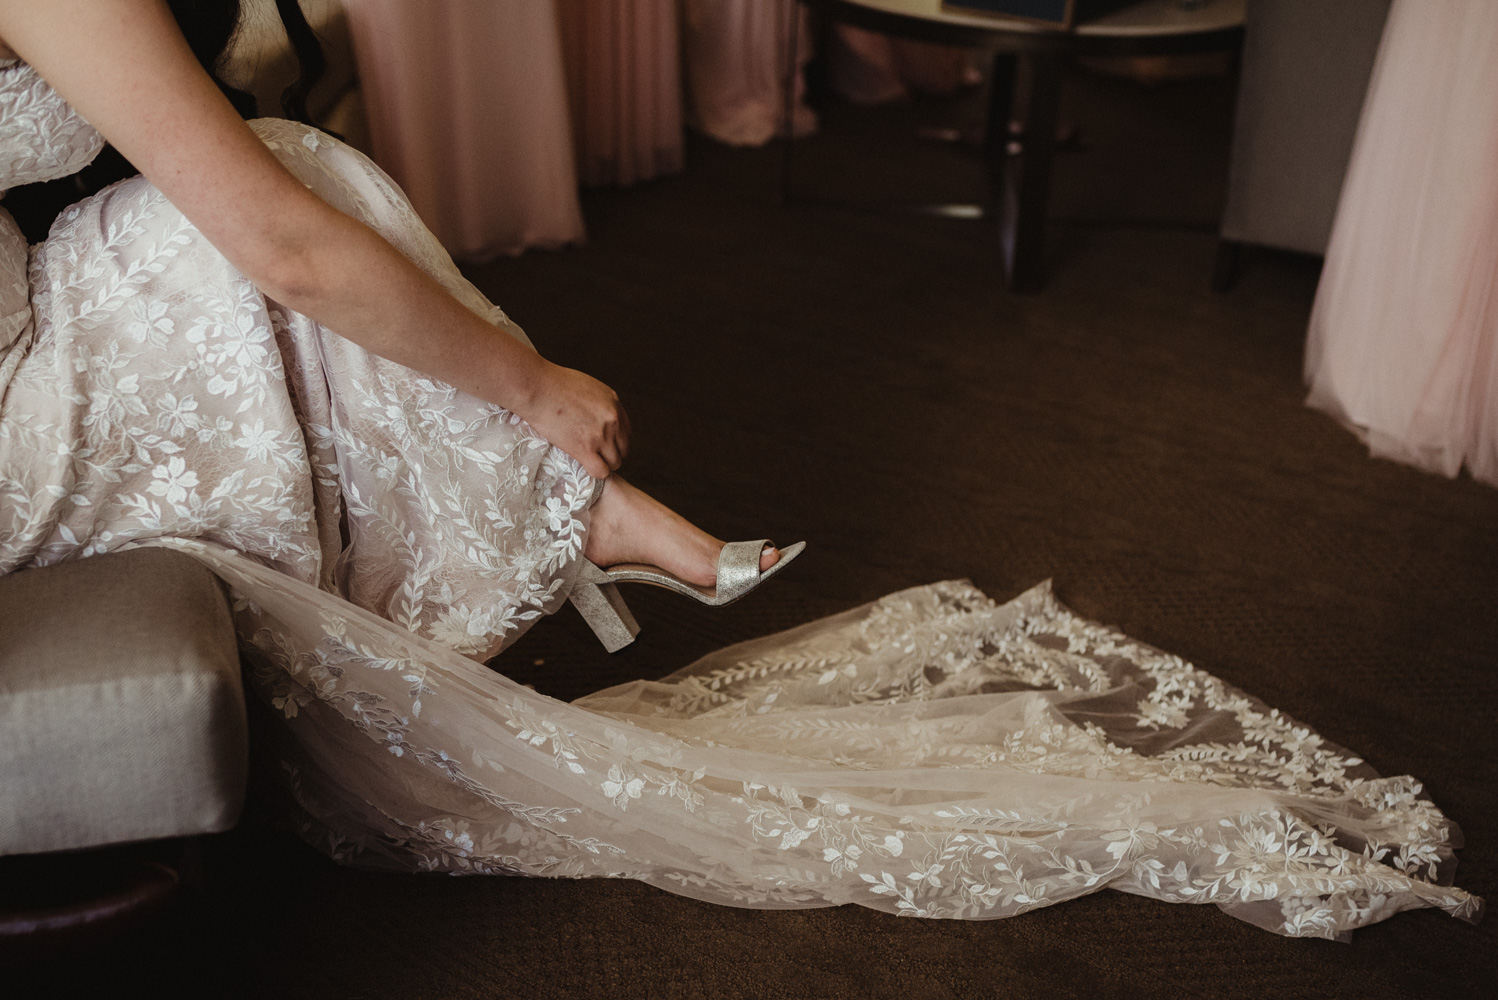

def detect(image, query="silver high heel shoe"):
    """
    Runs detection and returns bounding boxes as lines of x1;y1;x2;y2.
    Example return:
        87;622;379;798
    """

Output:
567;477;805;651
569;540;806;653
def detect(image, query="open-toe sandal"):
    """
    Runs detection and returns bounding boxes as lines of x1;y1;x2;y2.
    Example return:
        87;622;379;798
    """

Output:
568;539;806;652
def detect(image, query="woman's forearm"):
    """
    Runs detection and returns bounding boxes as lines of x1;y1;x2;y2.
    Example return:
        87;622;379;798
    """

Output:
248;189;628;477
0;1;550;414
257;202;549;414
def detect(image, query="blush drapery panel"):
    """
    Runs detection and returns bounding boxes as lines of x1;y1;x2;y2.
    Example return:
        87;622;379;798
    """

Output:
1305;0;1498;485
557;0;684;188
342;0;586;260
683;0;817;147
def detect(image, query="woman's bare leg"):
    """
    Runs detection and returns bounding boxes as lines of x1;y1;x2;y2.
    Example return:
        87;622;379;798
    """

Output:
583;476;779;587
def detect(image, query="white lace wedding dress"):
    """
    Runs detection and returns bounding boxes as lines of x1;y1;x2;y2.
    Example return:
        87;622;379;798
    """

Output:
0;59;1480;940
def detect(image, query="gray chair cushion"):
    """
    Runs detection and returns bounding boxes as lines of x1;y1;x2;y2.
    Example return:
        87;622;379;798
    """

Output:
0;548;246;855
1220;0;1392;255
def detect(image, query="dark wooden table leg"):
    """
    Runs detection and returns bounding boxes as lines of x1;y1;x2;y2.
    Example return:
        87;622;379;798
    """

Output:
984;51;1017;285
999;50;1062;293
984;50;1018;153
780;3;803;208
1211;238;1243;293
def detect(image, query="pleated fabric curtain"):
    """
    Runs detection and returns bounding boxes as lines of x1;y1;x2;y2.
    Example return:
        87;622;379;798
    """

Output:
682;0;817;147
341;0;586;260
1305;0;1498;485
557;0;684;188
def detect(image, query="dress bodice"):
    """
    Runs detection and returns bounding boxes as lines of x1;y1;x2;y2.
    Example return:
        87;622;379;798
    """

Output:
0;58;104;196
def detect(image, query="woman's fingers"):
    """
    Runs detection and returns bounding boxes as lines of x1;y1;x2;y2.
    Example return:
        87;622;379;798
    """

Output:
599;437;622;472
519;363;629;480
616;404;631;459
583;451;610;480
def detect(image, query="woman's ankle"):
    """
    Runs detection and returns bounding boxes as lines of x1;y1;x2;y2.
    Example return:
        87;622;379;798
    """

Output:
583;477;774;586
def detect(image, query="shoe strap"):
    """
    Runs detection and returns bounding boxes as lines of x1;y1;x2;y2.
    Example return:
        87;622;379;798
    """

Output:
585;477;608;510
716;539;771;602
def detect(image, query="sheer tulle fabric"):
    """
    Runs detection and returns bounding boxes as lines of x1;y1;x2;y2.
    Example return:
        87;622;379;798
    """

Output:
150;545;1483;940
557;0;683;188
0;62;1481;941
341;0;585;259
1306;0;1498;486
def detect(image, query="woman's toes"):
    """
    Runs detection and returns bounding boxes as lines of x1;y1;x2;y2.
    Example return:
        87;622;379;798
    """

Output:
760;545;779;572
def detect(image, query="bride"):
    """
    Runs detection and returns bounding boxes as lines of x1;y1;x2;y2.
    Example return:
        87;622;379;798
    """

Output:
0;0;1479;940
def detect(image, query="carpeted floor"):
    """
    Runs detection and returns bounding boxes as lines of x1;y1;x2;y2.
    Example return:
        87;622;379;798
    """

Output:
19;61;1497;999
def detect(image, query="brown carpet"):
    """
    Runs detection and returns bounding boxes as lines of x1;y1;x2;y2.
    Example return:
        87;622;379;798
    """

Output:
17;64;1496;999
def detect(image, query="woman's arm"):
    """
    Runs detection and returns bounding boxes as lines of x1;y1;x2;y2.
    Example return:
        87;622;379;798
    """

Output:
0;0;627;478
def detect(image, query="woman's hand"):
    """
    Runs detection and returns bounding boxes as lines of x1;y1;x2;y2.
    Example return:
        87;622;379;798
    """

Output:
516;361;630;479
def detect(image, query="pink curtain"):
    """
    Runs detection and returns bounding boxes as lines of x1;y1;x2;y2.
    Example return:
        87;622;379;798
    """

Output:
557;0;683;188
1305;0;1498;485
342;0;585;260
683;0;816;147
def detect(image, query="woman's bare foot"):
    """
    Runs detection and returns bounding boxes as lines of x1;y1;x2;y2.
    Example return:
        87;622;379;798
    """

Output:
583;476;779;587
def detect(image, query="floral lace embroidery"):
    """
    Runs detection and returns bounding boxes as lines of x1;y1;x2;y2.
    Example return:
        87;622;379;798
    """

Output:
169;538;1479;940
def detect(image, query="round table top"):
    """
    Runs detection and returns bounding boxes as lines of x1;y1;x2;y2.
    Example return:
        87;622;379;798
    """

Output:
829;0;1245;38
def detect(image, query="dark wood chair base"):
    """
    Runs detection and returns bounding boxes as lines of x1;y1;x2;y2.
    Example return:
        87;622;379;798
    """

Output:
0;845;185;964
